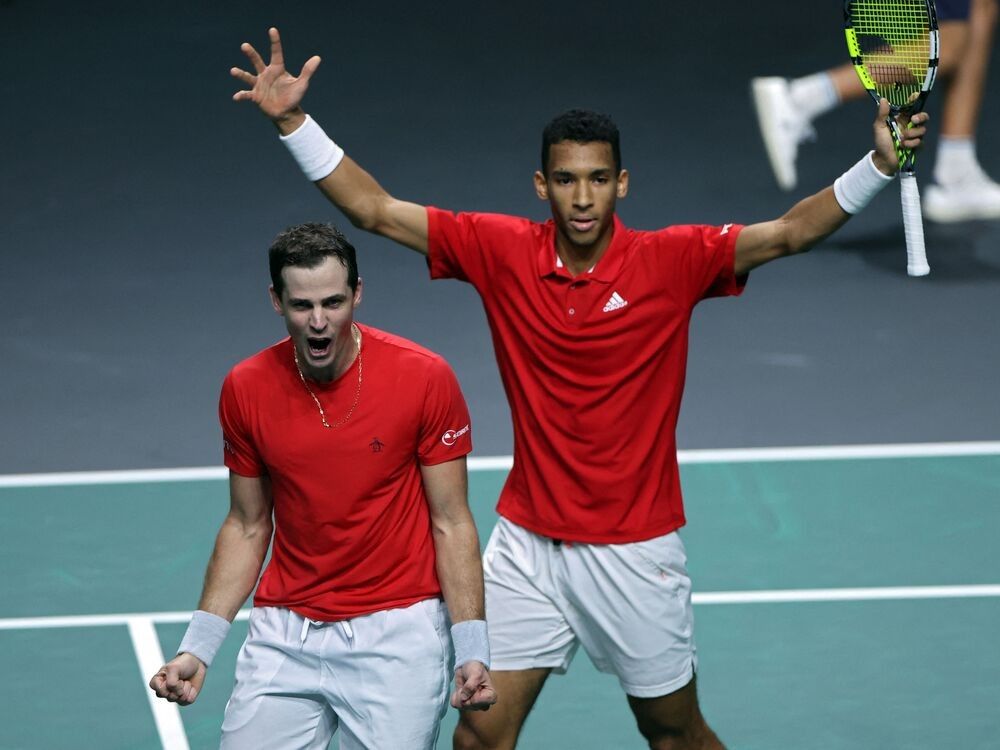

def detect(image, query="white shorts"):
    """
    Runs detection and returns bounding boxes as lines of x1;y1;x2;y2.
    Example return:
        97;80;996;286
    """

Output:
483;517;696;699
219;599;452;750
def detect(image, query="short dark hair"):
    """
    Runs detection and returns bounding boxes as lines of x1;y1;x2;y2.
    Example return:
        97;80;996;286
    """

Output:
541;109;621;174
268;222;359;298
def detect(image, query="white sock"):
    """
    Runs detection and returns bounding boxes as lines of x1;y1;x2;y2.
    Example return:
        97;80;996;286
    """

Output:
933;137;978;185
789;73;839;123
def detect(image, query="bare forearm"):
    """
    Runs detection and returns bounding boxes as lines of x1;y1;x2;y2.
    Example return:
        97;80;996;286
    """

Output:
735;188;848;273
433;519;485;624
779;188;851;254
274;110;430;252
779;147;896;254
315;156;397;232
272;107;390;226
197;514;272;621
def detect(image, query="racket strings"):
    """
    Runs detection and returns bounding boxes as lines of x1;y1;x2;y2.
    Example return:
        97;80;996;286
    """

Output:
849;0;931;106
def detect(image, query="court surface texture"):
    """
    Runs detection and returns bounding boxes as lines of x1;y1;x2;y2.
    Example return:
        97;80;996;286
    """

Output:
3;445;998;749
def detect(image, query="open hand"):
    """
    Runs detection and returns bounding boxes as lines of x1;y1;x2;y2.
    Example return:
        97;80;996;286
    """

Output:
231;27;320;125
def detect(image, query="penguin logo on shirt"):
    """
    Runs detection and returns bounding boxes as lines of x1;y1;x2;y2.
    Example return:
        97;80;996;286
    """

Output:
370;438;384;453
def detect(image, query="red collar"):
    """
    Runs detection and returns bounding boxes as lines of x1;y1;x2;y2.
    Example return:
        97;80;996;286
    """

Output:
537;215;627;283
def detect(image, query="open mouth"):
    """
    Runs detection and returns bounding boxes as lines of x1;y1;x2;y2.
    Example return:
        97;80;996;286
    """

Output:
307;337;332;358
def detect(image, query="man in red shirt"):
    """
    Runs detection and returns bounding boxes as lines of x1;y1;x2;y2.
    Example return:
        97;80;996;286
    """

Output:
149;223;496;748
230;29;928;750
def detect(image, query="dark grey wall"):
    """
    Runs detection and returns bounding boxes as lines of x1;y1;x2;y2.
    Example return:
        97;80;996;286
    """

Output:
3;1;998;472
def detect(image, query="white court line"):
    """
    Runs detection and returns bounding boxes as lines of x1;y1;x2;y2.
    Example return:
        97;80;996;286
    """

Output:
3;585;1000;631
694;584;1000;605
128;617;191;750
0;610;251;630
1;441;999;488
678;441;1000;464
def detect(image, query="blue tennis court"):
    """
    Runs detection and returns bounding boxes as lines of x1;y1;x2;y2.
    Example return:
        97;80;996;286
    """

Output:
2;446;997;749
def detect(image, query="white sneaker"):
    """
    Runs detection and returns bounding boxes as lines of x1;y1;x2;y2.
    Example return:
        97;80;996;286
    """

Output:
923;164;1000;222
751;77;816;191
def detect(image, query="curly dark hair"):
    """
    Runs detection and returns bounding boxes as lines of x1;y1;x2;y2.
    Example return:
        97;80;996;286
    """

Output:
541;109;621;174
268;222;359;297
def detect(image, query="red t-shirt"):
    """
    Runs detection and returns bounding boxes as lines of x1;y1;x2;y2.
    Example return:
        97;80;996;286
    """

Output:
219;325;472;620
427;209;745;543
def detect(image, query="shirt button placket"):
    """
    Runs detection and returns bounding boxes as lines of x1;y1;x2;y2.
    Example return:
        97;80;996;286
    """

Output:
566;280;585;326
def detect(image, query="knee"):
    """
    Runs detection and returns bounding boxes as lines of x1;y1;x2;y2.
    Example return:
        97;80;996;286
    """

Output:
642;719;723;750
452;721;480;750
453;714;511;750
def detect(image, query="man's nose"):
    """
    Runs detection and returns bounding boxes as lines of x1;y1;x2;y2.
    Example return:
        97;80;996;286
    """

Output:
309;309;326;330
573;183;593;208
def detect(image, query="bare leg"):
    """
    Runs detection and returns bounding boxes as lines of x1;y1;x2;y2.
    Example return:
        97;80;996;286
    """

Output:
751;21;968;190
453;668;550;750
940;0;998;137
626;675;725;750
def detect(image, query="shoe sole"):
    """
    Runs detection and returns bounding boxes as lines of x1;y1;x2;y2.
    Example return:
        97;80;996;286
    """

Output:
923;202;1000;222
751;78;797;191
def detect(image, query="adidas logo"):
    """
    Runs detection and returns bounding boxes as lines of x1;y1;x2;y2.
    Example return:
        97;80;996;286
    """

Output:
602;291;628;313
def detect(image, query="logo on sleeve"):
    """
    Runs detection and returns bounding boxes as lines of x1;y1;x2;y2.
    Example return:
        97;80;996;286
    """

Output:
721;223;733;235
441;424;470;446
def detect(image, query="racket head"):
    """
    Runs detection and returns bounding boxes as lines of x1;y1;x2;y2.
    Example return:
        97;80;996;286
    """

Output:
844;0;939;114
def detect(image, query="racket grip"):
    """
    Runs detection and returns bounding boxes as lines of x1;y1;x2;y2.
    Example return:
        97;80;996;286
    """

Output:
899;172;930;277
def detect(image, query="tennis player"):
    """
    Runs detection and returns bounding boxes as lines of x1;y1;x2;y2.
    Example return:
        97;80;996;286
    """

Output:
231;29;927;750
752;0;999;222
148;223;496;749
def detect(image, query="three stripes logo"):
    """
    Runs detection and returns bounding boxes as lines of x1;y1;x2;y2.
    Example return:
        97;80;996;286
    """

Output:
602;291;629;313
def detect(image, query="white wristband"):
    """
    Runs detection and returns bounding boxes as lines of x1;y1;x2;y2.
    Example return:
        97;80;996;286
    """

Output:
177;610;231;668
833;151;895;214
279;114;345;182
451;619;490;670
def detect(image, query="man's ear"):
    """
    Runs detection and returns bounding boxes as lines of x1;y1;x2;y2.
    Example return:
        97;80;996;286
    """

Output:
617;169;630;199
534;170;549;200
269;286;283;315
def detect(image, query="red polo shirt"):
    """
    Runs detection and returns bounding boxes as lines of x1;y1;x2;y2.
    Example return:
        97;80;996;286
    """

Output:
427;209;745;543
219;325;472;620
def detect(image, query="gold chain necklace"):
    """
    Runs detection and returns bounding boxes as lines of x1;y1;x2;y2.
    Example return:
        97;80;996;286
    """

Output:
293;324;362;429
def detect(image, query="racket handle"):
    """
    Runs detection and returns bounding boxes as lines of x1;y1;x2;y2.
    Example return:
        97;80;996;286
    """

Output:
899;171;930;277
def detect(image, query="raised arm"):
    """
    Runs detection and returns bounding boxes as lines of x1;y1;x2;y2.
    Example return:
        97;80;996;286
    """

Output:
148;472;273;706
421;457;497;712
734;99;929;275
231;28;429;254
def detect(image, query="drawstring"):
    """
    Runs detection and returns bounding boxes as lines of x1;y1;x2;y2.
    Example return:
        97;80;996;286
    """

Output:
299;615;353;644
300;617;311;644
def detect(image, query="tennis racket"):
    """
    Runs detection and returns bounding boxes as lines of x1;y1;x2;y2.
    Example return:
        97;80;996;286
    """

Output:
844;0;938;276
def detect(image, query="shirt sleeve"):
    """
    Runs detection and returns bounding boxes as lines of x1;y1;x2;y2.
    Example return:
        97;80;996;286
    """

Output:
656;223;747;308
218;371;264;477
417;355;473;466
429;206;536;292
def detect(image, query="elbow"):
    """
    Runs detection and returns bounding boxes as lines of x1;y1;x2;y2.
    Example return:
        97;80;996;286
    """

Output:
788;240;813;257
350;211;380;233
225;512;272;543
251;516;274;542
776;219;815;258
348;194;394;235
